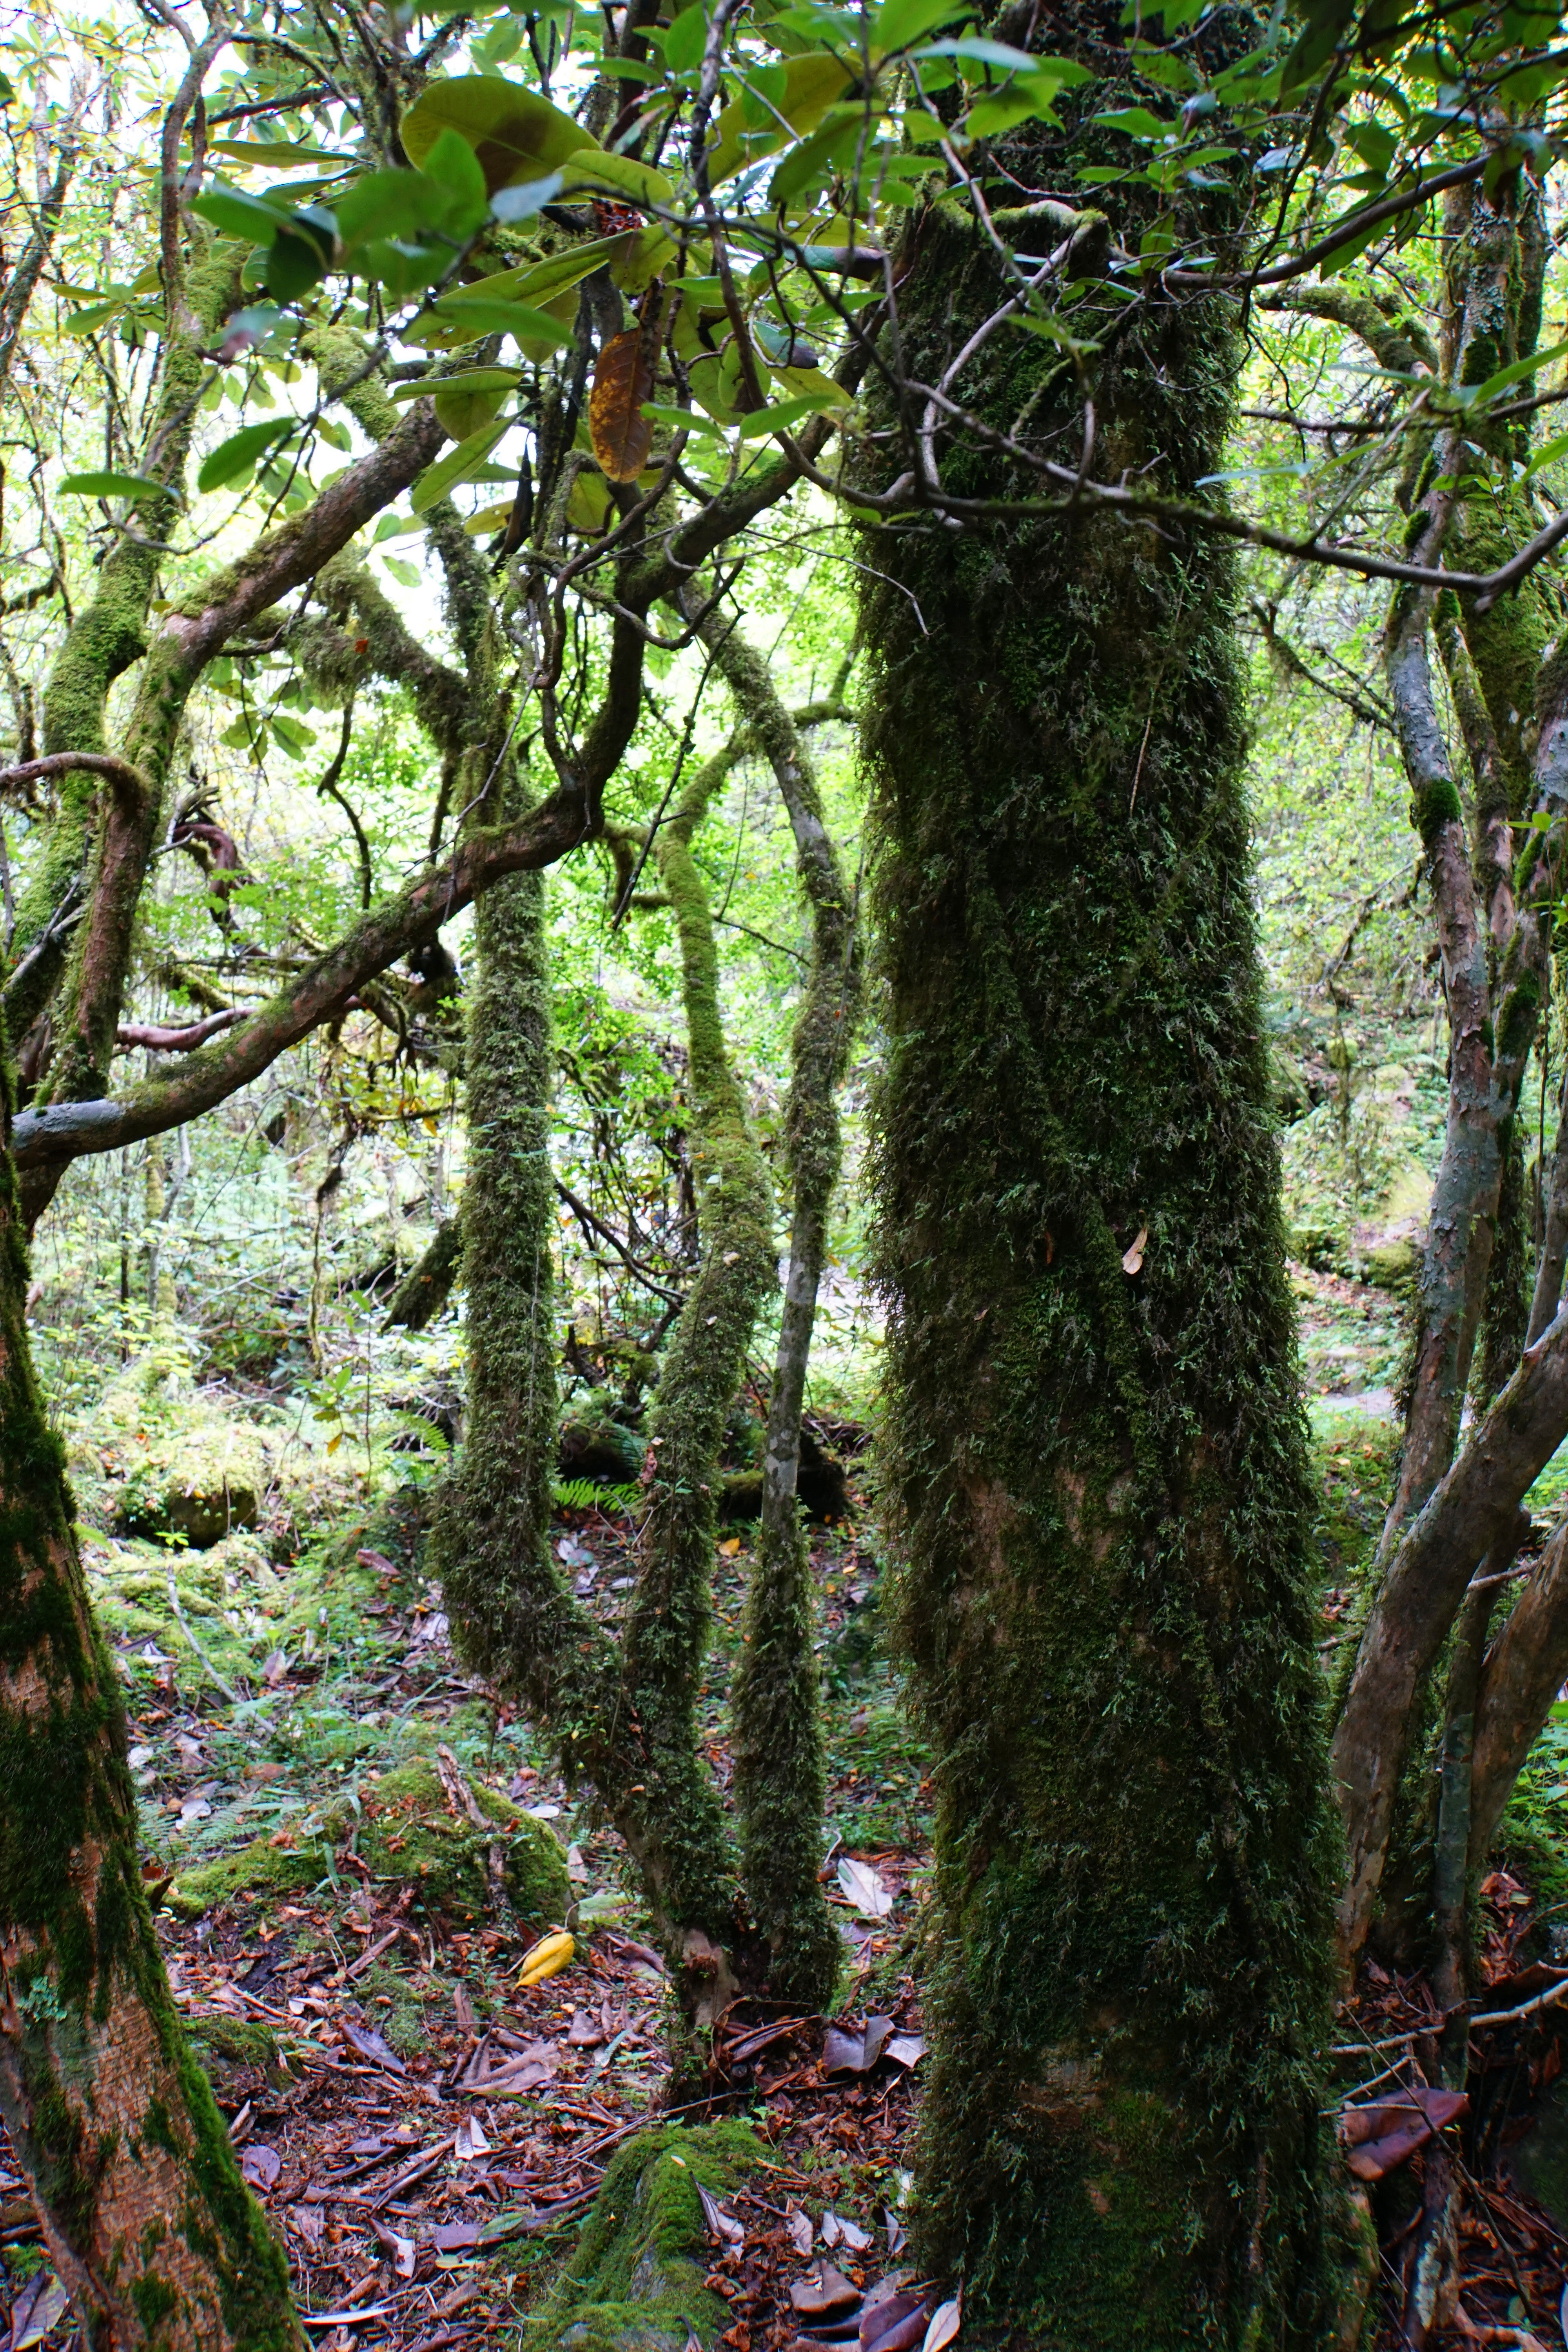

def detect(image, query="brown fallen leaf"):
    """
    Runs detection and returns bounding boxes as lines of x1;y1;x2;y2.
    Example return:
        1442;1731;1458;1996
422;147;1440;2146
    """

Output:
786;2199;815;2256
922;2290;962;2352
791;2265;861;2321
861;2293;929;2352
1341;2087;1467;2181
568;2007;606;2047
339;2018;408;2076
240;2144;281;2191
698;2178;745;2245
432;2221;483;2252
823;2016;896;2075
289;2203;325;2252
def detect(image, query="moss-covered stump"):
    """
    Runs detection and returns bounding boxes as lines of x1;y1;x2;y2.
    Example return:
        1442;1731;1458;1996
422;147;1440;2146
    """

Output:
524;2123;763;2352
166;1757;570;1925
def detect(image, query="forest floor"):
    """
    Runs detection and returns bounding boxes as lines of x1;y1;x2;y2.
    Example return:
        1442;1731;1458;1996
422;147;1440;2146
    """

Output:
0;1481;934;2352
15;1289;1568;2349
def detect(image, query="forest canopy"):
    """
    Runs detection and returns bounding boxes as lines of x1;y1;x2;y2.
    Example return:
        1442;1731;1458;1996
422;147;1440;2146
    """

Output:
8;0;1568;2346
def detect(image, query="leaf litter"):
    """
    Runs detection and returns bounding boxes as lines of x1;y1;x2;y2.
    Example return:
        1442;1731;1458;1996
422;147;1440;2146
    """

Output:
0;1490;940;2352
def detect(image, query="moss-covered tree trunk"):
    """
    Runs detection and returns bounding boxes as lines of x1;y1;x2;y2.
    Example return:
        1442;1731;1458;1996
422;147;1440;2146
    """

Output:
0;1053;298;2347
859;164;1339;2343
689;610;860;2011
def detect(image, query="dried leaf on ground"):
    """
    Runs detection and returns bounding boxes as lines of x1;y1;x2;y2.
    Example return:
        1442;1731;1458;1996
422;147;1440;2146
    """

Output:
338;2017;409;2075
791;2264;861;2320
824;2016;896;2075
240;2143;281;2190
786;2200;815;2256
922;2291;962;2352
837;1858;893;1919
8;2272;69;2351
699;2178;745;2245
861;2290;929;2352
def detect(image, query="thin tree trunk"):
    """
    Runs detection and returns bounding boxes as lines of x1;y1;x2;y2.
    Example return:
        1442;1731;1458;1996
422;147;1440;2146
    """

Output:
617;745;780;2019
1334;646;1568;1961
383;1216;461;1330
691;607;862;2009
857;130;1339;2338
0;1073;298;2345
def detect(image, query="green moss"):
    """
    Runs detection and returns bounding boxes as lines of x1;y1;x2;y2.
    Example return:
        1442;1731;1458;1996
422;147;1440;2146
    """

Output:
1412;778;1464;845
166;1757;570;1925
524;2123;764;2352
854;64;1339;2346
185;2015;295;2094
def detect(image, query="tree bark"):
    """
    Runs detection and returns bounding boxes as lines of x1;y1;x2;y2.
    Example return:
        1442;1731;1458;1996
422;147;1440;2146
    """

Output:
0;1069;298;2346
857;127;1339;2340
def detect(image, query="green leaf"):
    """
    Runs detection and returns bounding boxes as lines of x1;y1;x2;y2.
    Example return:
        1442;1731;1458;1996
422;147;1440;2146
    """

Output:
737;390;844;436
965;79;1066;138
557;148;674;208
269;712;317;755
58;470;167;501
263;209;338;303
707;52;852;185
423;295;577;347
1092;104;1172;138
663;4;713;72
641;400;730;437
198;418;298;493
62;299;131;337
914;33;1042;70
1525;430;1568;479
410;417;510;512
383;555;422;586
768;109;864;209
1462;336;1568;413
871;0;973;57
390;367;521;403
400;76;599;197
191;181;292;242
420;125;491;228
220;715;259;749
335;168;457;251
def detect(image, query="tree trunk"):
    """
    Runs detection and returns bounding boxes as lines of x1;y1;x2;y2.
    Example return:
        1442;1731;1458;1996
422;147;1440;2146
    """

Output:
0;1070;298;2346
695;611;862;2011
858;169;1339;2340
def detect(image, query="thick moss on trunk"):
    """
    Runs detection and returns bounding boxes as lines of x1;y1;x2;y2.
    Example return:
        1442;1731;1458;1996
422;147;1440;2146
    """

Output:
0;1047;298;2346
860;179;1339;2343
615;753;780;2007
696;617;860;2011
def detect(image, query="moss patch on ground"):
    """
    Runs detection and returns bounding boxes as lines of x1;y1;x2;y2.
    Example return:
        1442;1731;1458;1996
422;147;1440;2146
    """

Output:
523;2122;765;2352
165;1755;571;1927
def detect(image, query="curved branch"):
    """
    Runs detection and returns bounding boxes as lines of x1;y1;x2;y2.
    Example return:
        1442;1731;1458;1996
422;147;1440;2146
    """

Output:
9;782;592;1172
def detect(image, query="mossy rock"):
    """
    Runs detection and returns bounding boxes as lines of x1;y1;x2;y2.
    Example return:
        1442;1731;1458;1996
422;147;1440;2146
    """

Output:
523;2123;764;2352
166;1757;571;1925
186;2014;296;2095
1362;1238;1418;1294
559;1418;645;1485
115;1426;266;1547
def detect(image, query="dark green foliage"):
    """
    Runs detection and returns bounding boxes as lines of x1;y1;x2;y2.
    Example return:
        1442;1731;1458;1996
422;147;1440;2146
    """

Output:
857;100;1340;2345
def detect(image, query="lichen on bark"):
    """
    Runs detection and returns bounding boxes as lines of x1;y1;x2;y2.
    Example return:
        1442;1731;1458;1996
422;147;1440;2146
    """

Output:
856;91;1339;2343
